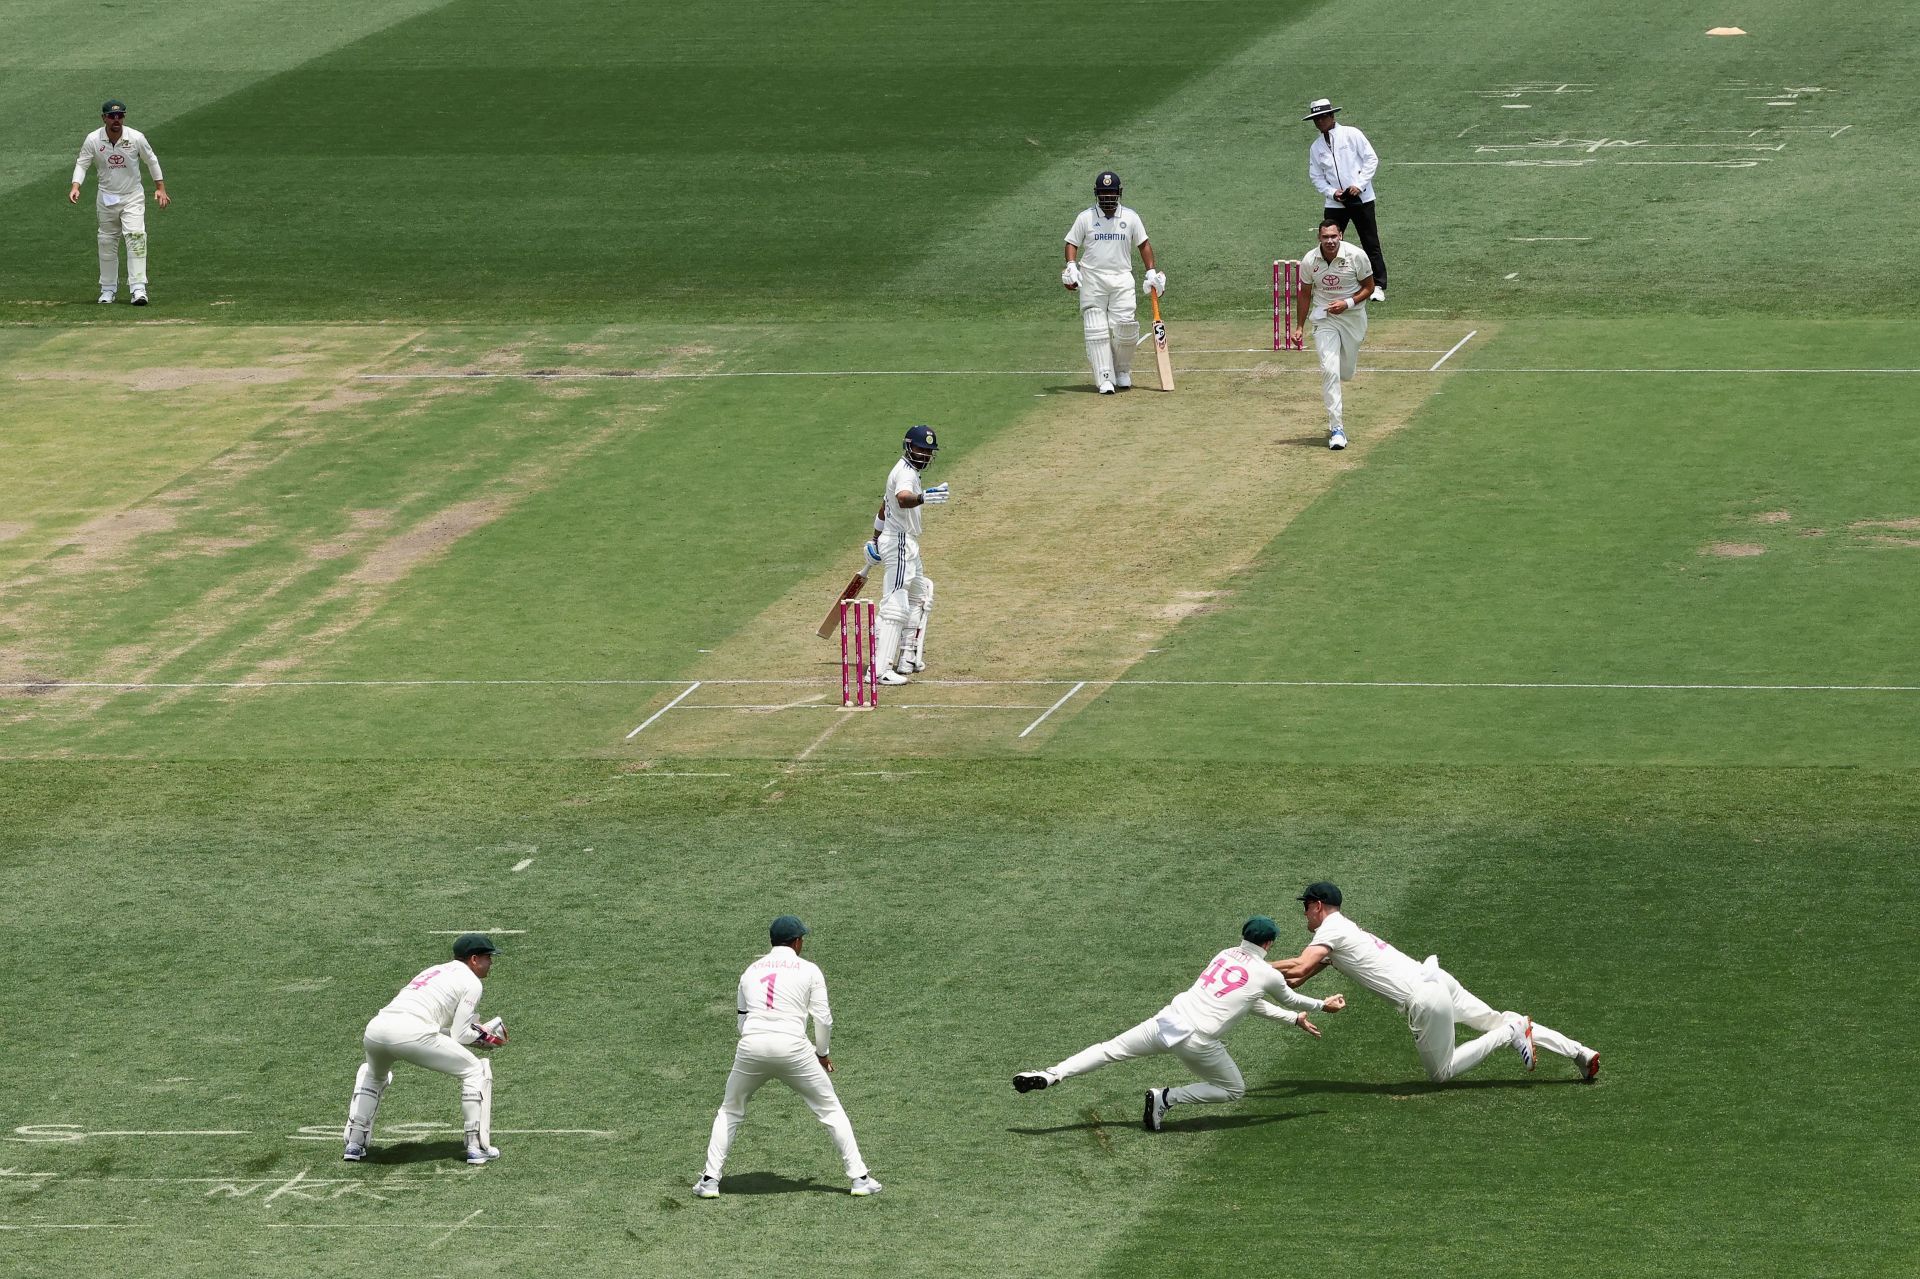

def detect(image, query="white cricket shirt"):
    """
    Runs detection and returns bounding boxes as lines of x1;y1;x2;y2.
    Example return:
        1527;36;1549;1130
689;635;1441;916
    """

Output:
1299;242;1374;310
379;963;484;1041
881;457;924;540
1158;942;1321;1041
736;947;834;1055
1065;203;1148;275
73;127;163;201
1307;122;1379;206
1307;911;1425;1011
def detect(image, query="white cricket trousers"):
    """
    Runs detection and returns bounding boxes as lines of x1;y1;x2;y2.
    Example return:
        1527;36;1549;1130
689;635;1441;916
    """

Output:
1052;1015;1246;1107
95;195;149;293
351;1012;488;1134
703;1033;869;1180
1077;267;1138;387
1312;304;1368;431
1407;959;1588;1082
874;532;930;673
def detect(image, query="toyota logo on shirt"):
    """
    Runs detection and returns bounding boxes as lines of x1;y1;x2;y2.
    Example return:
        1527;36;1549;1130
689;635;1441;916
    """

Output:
107;154;126;167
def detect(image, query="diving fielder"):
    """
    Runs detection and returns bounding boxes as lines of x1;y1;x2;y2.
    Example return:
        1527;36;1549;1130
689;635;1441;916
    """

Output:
69;99;169;305
696;917;882;1198
1274;882;1601;1083
1063;171;1164;393
1294;220;1374;450
342;933;507;1166
872;424;946;684
1013;917;1343;1131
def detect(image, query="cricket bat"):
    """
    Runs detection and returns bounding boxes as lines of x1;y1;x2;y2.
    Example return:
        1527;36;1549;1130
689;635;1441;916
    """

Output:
816;571;870;638
1150;290;1174;392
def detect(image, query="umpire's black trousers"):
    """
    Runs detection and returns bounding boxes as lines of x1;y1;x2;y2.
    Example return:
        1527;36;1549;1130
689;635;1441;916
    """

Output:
1325;200;1388;287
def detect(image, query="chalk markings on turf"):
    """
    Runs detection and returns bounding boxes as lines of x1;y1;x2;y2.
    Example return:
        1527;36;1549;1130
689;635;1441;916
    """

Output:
511;858;533;872
429;1208;487;1247
6;1126;248;1144
1019;682;1087;739
1429;330;1477;371
426;929;527;936
626;681;701;738
0;1223;146;1230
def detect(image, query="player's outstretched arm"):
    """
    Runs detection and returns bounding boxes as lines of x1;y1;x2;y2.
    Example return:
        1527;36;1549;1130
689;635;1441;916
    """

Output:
1272;944;1331;987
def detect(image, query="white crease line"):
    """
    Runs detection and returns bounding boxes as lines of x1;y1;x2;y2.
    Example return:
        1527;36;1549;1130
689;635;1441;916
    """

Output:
1424;367;1920;375
1019;681;1087;739
364;369;1091;381
895;703;1054;710
426;929;528;935
0;1224;146;1230
5;1128;247;1142
1114;679;1920;691
0;678;690;689
511;859;533;873
429;1208;486;1248
620;771;734;776
1430;330;1478;371
626;681;701;738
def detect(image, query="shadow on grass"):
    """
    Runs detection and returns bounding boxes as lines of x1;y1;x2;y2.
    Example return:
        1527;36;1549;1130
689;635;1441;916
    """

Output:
717;1171;847;1196
1009;1108;1317;1137
362;1140;469;1165
1278;432;1338;449
1251;1077;1592;1098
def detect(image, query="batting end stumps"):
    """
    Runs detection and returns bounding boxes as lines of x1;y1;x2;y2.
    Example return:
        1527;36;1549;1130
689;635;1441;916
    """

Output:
839;598;878;708
1273;260;1304;351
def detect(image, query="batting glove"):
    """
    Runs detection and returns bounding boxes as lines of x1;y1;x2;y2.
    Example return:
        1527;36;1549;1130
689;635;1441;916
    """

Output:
1143;269;1167;296
922;483;951;505
864;541;883;566
1060;262;1080;289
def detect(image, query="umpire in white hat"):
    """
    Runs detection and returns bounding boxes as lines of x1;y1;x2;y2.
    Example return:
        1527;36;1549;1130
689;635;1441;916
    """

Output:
1304;98;1388;301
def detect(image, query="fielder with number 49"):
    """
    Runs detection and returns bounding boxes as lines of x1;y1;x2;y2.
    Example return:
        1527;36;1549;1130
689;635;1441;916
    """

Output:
1013;916;1343;1132
342;933;507;1166
870;424;946;685
1294;219;1376;451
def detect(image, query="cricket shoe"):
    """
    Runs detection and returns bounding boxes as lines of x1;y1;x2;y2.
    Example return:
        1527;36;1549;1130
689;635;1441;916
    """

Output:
1098;380;1116;395
1371;287;1386;303
465;1145;499;1165
692;1175;721;1199
1012;1071;1054;1094
1116;373;1132;390
1578;1050;1601;1083
131;288;148;306
1511;1015;1536;1071
878;668;910;686
97;291;115;304
1328;428;1348;451
850;1175;884;1197
1143;1087;1170;1132
342;1143;368;1162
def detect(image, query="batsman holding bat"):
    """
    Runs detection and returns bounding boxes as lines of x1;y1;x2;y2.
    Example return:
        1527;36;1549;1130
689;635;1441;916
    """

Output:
1062;170;1164;394
342;933;506;1166
869;424;945;684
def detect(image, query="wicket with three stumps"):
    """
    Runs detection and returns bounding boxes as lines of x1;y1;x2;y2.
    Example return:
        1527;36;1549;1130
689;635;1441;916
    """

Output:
1273;260;1304;351
839;598;878;708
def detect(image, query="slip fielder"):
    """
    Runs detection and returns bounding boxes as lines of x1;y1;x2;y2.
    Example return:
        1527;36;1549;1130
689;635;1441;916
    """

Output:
695;916;882;1198
1014;916;1343;1131
69;99;169;305
1294;220;1375;450
342;933;507;1166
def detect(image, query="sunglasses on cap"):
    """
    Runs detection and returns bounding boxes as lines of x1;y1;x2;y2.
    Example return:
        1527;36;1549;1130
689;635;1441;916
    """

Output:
103;111;125;118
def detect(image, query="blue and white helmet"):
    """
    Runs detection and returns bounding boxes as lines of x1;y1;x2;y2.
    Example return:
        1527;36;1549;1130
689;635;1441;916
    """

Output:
902;424;939;470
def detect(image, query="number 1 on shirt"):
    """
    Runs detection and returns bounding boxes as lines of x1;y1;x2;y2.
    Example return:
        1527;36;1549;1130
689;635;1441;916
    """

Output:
759;972;777;1008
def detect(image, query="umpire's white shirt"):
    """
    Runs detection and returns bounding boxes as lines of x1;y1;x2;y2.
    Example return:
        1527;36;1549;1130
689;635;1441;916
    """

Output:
1065;204;1148;275
881;458;924;540
1308;122;1378;206
1299;242;1374;314
73;127;162;201
378;963;484;1043
1309;911;1425;1011
736;947;834;1056
1159;942;1321;1042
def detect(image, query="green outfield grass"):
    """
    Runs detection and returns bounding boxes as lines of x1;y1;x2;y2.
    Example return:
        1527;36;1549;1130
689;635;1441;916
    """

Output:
3;0;1917;1275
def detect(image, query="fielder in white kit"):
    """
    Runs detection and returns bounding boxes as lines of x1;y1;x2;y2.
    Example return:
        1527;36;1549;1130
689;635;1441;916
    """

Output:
872;424;947;685
342;933;508;1165
1013;916;1344;1131
1274;882;1601;1083
69;99;169;305
696;916;882;1198
1062;170;1164;394
1293;221;1375;450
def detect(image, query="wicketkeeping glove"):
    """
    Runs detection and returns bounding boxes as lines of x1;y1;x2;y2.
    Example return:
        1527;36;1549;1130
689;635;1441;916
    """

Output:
1060;262;1081;289
471;1017;508;1048
1143;269;1167;296
921;483;951;505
